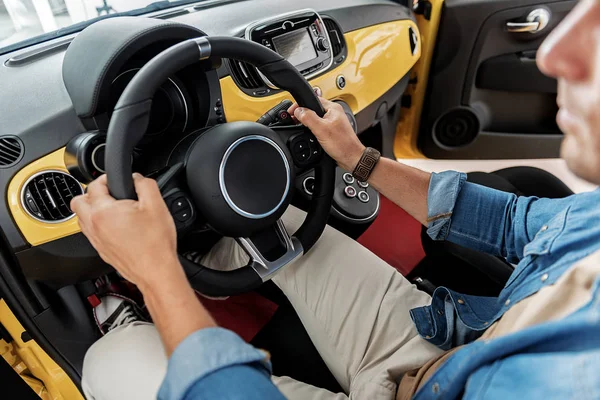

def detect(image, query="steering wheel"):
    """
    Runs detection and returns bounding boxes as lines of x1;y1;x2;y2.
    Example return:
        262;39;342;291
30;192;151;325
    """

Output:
104;37;336;298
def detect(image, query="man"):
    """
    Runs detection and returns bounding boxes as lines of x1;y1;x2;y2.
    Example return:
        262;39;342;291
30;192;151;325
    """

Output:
77;1;600;399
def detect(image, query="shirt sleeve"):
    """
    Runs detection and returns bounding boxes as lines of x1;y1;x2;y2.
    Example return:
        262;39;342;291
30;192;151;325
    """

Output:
158;327;283;400
426;171;577;262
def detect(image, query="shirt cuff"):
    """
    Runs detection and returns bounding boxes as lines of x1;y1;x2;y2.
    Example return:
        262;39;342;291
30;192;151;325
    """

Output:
426;171;467;240
158;327;272;400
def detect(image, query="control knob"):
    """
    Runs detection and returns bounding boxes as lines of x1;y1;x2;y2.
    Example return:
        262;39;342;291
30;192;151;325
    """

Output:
316;37;330;52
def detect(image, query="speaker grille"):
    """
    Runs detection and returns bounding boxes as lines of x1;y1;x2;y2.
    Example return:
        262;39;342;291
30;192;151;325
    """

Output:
22;171;84;223
433;108;480;149
0;136;24;167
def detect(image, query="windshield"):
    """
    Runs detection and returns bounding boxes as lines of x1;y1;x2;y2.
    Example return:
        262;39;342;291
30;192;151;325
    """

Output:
0;0;209;55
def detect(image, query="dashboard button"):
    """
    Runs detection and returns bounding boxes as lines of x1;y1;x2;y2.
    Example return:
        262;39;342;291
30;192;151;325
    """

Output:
343;173;355;185
358;191;370;203
344;186;357;198
336;75;346;90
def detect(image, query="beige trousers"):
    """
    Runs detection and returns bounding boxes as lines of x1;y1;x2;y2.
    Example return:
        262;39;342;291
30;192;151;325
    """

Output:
82;206;443;400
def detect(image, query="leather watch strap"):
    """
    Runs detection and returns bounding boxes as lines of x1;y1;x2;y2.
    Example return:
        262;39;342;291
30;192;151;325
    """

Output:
352;147;381;182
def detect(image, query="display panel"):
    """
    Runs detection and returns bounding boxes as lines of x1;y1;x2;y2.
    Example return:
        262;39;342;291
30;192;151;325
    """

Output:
272;28;318;67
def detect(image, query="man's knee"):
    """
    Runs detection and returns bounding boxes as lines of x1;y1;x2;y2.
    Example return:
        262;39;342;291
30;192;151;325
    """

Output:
82;322;167;400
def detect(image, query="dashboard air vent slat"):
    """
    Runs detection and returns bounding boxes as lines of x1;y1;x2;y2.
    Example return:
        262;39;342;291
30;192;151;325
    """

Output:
323;18;345;58
22;171;83;223
228;60;264;89
0;136;24;167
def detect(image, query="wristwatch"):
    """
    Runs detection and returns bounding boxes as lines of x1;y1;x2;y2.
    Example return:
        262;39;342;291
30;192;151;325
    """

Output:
352;147;381;183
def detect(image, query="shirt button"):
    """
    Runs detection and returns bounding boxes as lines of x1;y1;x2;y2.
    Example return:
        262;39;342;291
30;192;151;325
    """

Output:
432;383;440;394
457;298;465;304
505;299;511;306
540;225;548;232
541;273;549;282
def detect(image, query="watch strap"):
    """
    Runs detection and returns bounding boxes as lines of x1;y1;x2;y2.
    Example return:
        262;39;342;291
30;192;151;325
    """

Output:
352;147;381;182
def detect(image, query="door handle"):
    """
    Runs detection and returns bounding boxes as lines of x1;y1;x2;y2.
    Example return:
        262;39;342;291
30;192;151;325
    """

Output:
506;9;550;34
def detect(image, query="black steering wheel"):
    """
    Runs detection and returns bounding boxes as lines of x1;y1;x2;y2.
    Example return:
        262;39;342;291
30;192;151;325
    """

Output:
105;36;336;298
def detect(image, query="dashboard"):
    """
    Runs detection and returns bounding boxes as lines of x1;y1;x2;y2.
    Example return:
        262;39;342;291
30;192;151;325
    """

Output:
0;0;419;287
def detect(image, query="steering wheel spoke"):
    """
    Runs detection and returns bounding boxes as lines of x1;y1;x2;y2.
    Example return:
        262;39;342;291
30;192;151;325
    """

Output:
238;220;303;281
271;125;324;171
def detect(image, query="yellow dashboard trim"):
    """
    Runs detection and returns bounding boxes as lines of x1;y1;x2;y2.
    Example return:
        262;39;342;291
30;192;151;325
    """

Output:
8;19;420;247
222;19;421;122
7;148;84;247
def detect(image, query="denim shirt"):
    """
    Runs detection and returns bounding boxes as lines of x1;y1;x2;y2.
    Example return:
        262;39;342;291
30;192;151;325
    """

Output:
411;171;600;399
159;171;600;399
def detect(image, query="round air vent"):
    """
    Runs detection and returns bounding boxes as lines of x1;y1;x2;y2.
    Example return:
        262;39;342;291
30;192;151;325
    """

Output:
21;171;84;223
0;136;24;168
433;107;480;149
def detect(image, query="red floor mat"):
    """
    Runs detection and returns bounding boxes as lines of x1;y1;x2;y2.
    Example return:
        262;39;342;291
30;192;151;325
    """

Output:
199;292;278;342
357;195;425;276
204;195;425;340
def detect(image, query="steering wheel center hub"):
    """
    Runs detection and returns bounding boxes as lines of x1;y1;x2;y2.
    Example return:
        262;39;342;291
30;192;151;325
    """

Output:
220;135;291;219
185;121;295;237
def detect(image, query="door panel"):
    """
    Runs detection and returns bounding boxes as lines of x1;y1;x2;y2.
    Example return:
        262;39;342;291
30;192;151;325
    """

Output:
419;0;576;159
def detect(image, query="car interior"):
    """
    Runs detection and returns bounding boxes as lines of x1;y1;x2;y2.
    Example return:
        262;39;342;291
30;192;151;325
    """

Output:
0;0;589;397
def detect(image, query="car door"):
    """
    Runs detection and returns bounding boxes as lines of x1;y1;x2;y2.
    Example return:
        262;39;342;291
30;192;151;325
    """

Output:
405;0;576;159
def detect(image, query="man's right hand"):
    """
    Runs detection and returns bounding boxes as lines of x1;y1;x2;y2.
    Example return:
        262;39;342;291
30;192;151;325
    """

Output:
288;98;365;171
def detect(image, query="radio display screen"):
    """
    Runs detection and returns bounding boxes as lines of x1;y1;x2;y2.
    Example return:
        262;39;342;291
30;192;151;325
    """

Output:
272;28;318;67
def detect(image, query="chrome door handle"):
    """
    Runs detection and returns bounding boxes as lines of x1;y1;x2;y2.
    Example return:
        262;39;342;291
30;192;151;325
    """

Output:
506;9;550;34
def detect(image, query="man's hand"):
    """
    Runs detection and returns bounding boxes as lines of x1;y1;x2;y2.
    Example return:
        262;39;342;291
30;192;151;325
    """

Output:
71;174;182;291
289;98;365;171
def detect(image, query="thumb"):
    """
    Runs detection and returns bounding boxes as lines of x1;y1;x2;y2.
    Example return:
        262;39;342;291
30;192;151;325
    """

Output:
294;107;324;131
133;173;162;206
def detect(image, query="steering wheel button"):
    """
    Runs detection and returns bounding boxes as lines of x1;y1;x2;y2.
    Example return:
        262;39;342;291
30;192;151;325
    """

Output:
358;191;370;203
174;209;192;222
344;186;357;198
293;141;308;154
170;197;188;212
343;173;355;185
358;181;369;188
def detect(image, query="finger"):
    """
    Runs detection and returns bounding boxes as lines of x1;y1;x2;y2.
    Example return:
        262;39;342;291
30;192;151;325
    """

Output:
86;175;113;202
293;107;326;132
287;102;300;115
319;97;336;109
132;173;163;207
71;195;92;228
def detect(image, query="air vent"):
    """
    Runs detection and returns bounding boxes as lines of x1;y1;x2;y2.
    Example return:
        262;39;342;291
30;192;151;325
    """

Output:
22;171;84;223
0;136;24;167
228;59;264;89
323;18;345;58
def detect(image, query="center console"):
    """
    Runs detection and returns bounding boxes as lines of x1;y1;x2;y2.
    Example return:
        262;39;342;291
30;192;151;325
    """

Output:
245;9;334;88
